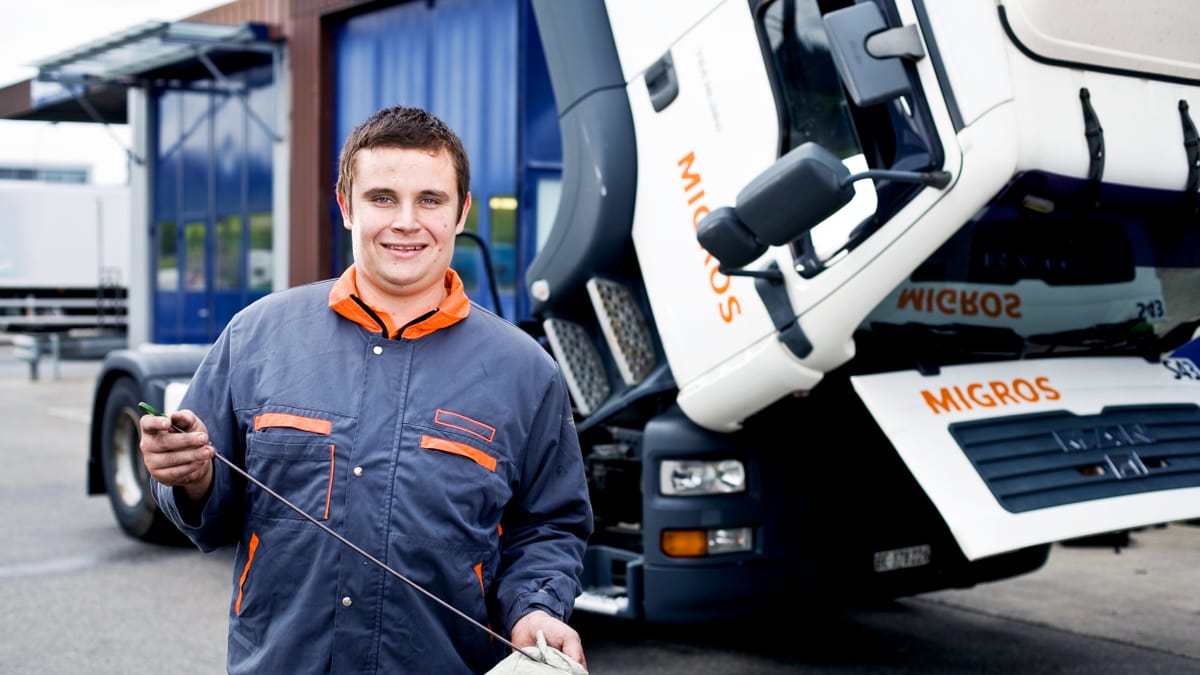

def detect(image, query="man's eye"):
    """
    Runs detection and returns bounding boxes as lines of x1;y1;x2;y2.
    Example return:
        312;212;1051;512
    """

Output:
373;196;394;205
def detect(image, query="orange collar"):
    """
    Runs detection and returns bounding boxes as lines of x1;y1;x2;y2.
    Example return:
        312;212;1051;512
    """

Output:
328;265;471;339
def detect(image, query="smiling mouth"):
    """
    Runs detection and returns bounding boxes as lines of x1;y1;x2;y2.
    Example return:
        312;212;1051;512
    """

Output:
384;244;424;252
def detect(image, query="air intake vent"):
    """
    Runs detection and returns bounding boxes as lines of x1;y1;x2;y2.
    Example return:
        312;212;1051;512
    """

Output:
950;404;1200;513
543;318;610;416
586;278;656;386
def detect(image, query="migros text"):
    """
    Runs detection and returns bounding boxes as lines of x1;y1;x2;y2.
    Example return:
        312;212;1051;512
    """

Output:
896;286;1022;319
921;377;1060;414
678;151;740;323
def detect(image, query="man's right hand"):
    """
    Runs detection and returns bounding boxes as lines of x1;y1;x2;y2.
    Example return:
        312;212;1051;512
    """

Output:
139;409;215;503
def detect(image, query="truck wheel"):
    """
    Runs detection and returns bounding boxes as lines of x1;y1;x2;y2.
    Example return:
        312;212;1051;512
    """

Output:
100;377;187;545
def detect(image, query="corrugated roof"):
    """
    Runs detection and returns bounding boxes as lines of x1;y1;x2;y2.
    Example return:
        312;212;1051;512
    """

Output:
1;20;274;124
34;21;269;83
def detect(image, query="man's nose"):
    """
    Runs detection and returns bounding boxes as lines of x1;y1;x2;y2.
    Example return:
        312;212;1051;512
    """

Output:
388;204;418;229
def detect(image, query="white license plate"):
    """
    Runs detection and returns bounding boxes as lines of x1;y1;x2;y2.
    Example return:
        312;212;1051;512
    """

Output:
873;544;932;572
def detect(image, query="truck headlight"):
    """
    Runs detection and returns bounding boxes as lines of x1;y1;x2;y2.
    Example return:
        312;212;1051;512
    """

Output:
660;459;746;496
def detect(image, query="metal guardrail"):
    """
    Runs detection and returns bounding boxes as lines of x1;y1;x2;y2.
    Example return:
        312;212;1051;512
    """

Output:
0;298;127;309
0;315;127;329
10;330;127;380
0;296;127;331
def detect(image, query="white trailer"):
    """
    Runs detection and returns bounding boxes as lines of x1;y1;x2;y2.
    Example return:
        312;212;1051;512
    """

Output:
0;180;130;332
1;180;130;377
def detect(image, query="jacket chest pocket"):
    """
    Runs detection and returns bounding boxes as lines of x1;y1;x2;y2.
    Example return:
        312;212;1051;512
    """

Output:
246;413;339;522
393;424;511;544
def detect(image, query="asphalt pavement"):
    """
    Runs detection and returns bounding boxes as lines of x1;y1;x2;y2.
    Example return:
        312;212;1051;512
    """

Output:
1;344;1198;674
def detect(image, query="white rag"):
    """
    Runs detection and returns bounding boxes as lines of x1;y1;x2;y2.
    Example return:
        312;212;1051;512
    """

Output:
485;630;589;675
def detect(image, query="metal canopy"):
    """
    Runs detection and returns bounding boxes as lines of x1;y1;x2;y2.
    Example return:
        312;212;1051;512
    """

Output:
34;21;274;85
0;20;275;125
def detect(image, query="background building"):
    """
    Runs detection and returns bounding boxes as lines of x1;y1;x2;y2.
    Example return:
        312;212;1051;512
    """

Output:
0;0;552;346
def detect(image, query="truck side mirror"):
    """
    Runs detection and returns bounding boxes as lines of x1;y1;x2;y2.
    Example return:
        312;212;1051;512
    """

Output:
696;141;950;270
823;2;924;107
697;142;854;268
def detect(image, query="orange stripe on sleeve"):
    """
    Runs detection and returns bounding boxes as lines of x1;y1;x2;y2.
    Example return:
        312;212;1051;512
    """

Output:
254;413;332;435
474;562;485;595
419;435;497;472
474;561;494;641
235;533;260;616
324;444;335;520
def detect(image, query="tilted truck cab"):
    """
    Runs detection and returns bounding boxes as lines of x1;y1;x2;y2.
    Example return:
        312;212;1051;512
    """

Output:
88;0;1200;625
524;0;1200;621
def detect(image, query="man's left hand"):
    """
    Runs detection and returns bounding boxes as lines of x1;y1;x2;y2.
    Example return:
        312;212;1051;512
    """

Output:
511;609;586;670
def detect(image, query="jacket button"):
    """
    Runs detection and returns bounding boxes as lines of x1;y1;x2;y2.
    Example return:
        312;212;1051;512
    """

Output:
353;466;363;477
342;596;353;607
373;346;383;355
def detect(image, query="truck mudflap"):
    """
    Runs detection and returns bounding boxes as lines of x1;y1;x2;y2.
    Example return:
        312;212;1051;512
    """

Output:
850;342;1200;560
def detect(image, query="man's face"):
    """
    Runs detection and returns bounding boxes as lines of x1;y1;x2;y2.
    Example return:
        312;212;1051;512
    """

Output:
338;146;470;311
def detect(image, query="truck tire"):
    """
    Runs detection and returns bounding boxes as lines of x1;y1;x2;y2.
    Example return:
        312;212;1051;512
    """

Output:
100;377;188;545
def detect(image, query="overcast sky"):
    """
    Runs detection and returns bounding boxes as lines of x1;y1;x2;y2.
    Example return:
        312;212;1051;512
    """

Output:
0;0;227;185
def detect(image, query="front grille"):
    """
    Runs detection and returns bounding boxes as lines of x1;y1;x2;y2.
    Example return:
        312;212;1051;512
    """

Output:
949;404;1200;513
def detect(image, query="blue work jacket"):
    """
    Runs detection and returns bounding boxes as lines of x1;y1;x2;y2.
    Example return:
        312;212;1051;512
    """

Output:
153;267;593;674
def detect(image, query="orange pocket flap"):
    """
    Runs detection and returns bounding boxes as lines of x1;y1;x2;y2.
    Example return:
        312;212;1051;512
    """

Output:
420;435;497;472
254;412;332;435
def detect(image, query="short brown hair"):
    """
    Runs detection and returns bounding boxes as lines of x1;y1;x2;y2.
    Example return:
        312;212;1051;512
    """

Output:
336;105;471;218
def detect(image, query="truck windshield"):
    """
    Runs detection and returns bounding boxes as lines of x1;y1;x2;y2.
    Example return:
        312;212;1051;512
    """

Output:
756;0;942;275
757;0;881;266
758;0;860;159
865;171;1200;358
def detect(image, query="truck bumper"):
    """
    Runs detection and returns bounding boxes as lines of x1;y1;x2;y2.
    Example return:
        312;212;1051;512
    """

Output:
852;351;1200;559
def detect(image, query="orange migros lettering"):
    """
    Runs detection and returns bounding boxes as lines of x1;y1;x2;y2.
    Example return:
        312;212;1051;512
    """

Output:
896;286;1022;319
920;376;1060;414
679;151;741;324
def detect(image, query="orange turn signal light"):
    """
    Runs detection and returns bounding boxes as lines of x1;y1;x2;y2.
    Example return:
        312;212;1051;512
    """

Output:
661;529;707;557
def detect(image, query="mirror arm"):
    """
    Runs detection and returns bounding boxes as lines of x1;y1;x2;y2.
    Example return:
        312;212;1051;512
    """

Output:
842;168;952;189
718;265;785;284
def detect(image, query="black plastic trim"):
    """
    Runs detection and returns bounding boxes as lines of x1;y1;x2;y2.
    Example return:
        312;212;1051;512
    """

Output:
526;0;637;316
911;0;963;132
949;404;1200;513
754;261;813;359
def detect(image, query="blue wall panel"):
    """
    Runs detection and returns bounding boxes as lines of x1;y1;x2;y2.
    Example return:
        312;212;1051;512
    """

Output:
181;93;211;217
214;94;244;214
246;73;275;211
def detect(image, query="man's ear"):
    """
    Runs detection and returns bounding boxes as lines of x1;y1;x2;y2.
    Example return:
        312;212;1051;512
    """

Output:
337;191;353;229
456;193;472;235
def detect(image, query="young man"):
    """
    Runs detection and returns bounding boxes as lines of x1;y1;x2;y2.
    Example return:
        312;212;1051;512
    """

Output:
140;105;593;674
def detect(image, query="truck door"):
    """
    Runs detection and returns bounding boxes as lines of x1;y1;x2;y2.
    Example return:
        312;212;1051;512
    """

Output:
615;0;892;402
